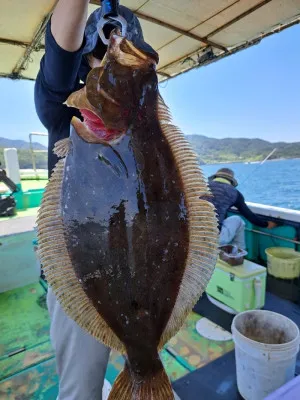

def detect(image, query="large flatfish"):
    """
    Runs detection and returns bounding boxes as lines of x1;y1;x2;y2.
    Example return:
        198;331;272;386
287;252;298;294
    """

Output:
37;32;219;399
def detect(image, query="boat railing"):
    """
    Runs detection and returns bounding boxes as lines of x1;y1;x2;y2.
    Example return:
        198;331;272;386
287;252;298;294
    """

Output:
29;132;48;178
246;202;300;224
230;202;300;255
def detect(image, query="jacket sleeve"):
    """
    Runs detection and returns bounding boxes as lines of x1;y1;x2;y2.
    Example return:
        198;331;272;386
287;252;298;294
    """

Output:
234;191;268;228
34;19;85;131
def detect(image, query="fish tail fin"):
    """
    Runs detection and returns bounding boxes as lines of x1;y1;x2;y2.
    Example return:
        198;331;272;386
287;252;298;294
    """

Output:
108;360;174;400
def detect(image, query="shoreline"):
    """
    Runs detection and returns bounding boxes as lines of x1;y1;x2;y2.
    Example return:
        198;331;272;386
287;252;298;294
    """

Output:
14;157;300;173
201;157;300;166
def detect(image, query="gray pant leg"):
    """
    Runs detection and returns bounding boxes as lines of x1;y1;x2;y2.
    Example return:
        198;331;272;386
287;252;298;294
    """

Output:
220;215;246;250
47;287;110;400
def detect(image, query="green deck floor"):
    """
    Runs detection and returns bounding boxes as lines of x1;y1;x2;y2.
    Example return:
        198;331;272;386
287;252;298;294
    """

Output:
20;180;47;191
0;179;46;223
0;281;234;399
0;179;47;195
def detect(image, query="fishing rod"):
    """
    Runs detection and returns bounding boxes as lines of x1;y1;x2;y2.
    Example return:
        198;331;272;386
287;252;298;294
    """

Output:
239;147;277;186
260;148;277;165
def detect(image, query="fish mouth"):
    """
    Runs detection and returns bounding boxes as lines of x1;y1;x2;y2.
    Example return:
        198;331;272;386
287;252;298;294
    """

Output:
71;113;125;145
80;108;123;142
65;33;158;144
66;86;125;145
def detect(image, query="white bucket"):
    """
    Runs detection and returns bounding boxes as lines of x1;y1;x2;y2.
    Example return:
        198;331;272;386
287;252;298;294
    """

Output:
232;310;300;400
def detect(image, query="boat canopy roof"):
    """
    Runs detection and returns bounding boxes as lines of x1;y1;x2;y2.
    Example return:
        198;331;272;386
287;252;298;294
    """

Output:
1;0;299;82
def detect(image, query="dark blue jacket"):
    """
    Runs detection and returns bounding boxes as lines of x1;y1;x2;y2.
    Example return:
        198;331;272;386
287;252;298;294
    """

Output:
208;180;268;229
34;21;89;177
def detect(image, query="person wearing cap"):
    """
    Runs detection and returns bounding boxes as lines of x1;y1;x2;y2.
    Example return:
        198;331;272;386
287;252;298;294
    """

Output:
208;168;276;250
34;2;144;399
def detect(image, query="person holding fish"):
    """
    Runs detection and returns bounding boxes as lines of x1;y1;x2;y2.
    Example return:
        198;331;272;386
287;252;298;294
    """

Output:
34;1;147;399
35;1;219;399
208;168;277;250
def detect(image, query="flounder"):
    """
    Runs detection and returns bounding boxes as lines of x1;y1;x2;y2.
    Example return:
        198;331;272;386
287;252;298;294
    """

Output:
37;31;219;399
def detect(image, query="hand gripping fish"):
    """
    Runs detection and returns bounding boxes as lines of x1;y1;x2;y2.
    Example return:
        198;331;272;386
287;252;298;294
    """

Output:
37;32;219;400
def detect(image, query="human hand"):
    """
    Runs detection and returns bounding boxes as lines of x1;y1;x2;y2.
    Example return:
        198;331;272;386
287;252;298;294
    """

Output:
267;221;277;229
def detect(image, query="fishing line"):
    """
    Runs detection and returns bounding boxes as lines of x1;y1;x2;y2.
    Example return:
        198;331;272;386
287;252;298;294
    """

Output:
238;148;277;187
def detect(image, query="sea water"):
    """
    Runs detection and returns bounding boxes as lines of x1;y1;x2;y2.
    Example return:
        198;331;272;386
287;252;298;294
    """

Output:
201;159;300;211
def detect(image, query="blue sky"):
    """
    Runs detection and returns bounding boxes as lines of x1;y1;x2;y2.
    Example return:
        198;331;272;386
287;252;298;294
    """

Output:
0;24;299;146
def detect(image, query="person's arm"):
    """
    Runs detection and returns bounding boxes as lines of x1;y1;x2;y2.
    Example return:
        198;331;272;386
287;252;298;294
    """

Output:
34;0;91;177
35;0;91;130
234;192;275;229
51;0;90;52
41;0;91;96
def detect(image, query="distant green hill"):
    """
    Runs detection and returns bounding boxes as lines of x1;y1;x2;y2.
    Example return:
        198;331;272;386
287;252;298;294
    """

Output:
186;135;300;164
0;148;48;169
0;137;47;169
0;137;46;150
1;135;299;169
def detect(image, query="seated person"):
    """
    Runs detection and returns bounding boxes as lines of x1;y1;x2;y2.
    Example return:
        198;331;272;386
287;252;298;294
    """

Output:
207;168;276;250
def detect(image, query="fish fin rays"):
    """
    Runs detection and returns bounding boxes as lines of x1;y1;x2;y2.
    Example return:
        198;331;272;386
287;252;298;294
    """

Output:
36;158;124;353
157;93;172;124
157;96;219;347
53;138;71;158
108;362;174;400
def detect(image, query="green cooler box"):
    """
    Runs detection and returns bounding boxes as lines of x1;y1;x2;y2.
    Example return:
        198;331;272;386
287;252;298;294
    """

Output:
206;259;267;313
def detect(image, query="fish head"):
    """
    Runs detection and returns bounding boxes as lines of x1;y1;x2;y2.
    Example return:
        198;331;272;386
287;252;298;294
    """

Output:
66;31;159;144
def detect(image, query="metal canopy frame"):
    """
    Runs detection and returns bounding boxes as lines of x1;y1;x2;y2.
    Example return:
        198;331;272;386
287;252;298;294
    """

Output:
0;0;299;81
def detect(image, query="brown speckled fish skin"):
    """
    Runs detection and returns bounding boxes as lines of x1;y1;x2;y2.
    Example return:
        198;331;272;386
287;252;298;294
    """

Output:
63;39;188;387
37;32;219;400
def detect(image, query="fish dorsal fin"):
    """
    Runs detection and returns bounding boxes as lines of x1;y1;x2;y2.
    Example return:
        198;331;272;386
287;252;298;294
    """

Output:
36;156;124;353
158;93;172;123
157;94;219;347
53;137;71;158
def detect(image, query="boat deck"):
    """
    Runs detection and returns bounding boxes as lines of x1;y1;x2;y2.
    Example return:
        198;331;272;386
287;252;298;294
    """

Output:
1;281;299;400
174;292;300;400
0;180;47;194
0;280;235;399
1;192;299;399
0;209;37;236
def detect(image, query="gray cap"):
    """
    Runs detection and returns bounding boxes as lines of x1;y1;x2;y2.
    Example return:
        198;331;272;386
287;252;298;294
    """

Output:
83;5;144;56
209;168;238;187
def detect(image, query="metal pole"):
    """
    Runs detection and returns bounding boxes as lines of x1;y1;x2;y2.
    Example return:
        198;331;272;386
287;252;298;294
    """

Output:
29;132;48;179
29;133;37;179
245;228;300;246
